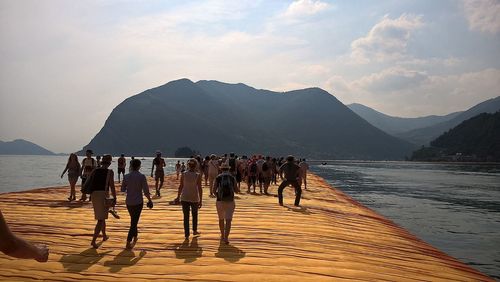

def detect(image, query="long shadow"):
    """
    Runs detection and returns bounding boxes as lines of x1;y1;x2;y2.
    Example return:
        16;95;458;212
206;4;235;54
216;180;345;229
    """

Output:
215;242;246;263
49;200;87;209
59;247;112;272
171;237;203;263
103;249;147;273
285;205;312;215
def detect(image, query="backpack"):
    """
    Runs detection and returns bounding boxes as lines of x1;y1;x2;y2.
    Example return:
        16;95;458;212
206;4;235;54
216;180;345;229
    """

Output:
262;162;269;172
217;174;234;201
250;162;257;174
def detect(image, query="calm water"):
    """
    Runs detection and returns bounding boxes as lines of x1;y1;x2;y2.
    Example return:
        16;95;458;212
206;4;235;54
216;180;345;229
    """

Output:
311;161;500;279
0;156;499;278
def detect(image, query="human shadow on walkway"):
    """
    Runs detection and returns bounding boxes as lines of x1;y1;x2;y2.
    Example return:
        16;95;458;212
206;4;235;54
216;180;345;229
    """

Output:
104;249;147;273
285;205;312;215
49;200;87;209
171;237;203;263
59;247;112;272
215;242;245;263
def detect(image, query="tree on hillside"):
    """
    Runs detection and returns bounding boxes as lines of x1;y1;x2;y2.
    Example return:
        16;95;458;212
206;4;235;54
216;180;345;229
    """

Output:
174;147;200;158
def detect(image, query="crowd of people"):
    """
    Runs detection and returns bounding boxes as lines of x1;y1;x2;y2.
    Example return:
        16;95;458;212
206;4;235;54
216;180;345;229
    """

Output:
1;150;310;262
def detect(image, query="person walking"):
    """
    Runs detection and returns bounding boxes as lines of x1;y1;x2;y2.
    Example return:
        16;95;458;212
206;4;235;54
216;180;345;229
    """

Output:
175;160;181;180
207;155;219;196
261;156;273;195
80;149;97;201
117;154;126;183
214;163;239;244
277;155;302;207
84;155;117;248
121;159;153;249
151;151;166;197
177;159;203;239
61;153;81;201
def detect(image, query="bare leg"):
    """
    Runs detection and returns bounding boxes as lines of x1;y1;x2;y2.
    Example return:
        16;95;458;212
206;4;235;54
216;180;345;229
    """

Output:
224;219;232;244
102;220;108;241
155;179;159;196
91;220;103;248
218;219;225;240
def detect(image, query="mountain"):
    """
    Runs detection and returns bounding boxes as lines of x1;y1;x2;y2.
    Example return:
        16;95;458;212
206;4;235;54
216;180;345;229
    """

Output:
396;96;500;145
347;103;461;135
79;79;416;160
411;111;500;161
0;139;55;155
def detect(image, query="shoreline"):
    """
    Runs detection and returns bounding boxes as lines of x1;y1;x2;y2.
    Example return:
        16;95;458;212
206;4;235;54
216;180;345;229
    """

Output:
0;173;493;281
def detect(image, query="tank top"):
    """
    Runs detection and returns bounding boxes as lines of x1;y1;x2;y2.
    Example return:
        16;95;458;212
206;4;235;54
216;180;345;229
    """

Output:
91;168;109;192
180;171;200;203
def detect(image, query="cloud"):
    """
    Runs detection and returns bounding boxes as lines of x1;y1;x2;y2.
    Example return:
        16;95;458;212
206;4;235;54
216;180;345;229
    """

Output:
283;0;331;18
325;68;500;117
354;68;428;93
462;0;500;34
350;14;423;63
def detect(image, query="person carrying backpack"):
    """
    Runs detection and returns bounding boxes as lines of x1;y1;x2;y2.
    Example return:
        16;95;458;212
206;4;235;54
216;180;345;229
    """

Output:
214;163;239;244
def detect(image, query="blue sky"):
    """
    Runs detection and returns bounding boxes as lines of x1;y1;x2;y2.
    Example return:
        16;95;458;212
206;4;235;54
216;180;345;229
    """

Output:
1;0;499;152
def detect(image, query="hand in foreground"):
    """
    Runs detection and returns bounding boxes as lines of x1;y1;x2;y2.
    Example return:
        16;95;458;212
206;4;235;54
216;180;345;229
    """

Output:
198;202;202;209
35;244;49;262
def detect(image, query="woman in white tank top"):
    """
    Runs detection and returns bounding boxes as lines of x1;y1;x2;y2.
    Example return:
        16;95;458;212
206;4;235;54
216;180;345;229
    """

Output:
177;159;203;239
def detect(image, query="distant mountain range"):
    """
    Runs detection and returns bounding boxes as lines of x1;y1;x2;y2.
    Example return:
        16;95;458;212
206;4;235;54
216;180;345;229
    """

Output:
396;96;500;145
349;96;500;146
0;139;55;155
411;111;500;161
79;79;416;160
347;103;462;135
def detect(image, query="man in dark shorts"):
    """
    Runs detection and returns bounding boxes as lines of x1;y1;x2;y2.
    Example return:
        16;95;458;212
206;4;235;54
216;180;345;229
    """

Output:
151;151;166;197
277;155;302;207
117;154;126;183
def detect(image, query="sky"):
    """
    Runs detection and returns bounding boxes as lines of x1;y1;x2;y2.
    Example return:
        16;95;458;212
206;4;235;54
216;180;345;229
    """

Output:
0;0;499;153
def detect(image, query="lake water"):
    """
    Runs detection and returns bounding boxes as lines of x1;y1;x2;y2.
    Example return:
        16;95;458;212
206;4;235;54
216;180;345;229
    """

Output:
311;161;500;279
0;155;499;278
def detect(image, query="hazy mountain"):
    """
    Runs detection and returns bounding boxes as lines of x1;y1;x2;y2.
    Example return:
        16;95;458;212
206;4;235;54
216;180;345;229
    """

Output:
0;139;55;155
411;112;500;161
347;103;461;135
396;96;500;145
79;79;416;160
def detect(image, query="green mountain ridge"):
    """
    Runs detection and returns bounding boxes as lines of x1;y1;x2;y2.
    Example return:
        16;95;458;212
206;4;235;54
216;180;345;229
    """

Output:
396;96;500;145
79;79;416;160
411;111;500;161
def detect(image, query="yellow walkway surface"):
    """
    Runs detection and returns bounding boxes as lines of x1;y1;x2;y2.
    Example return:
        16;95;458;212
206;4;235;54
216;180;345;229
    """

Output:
0;173;493;281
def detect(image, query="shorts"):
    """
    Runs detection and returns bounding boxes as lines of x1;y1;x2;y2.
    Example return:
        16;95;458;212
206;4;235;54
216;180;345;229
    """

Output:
68;171;79;183
155;170;165;181
262;176;271;185
216;201;235;220
91;191;109;220
118;167;125;174
248;175;256;185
